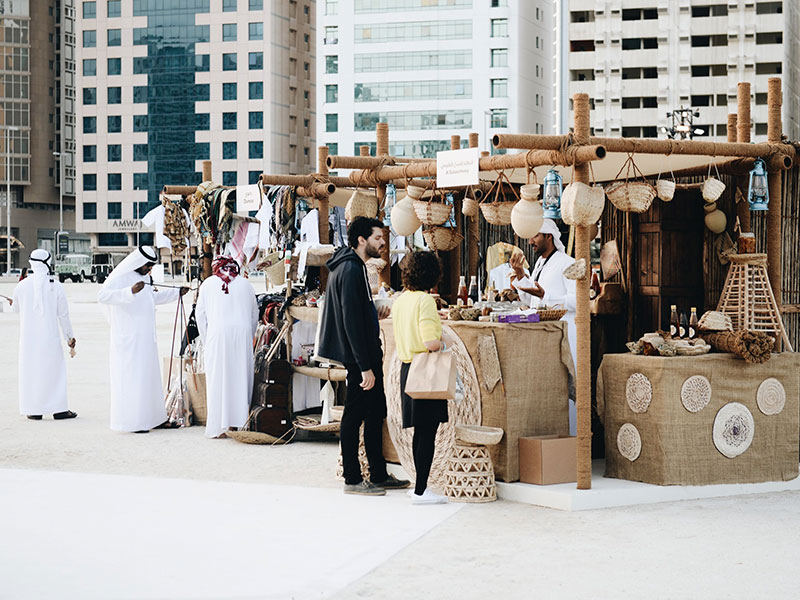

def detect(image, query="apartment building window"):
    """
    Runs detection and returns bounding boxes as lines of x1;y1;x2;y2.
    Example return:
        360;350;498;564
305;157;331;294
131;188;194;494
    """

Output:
195;83;210;101
223;24;237;42
304;33;310;50
83;201;97;217
249;142;263;159
622;38;657;50
756;62;782;75
490;49;508;68
108;87;122;104
223;113;237;129
249;0;263;9
691;4;728;17
249;171;261;185
355;80;471;102
691;35;727;47
755;93;768;105
223;171;237;186
196;114;210;130
622;8;657;20
133;144;148;161
83;117;97;134
326;114;339;132
326;0;338;15
249;111;263;128
326;55;339;73
83;30;96;47
107;202;122;219
107;116;121;133
491;0;508;6
326;84;338;103
83;59;96;76
83;2;96;18
491;19;508;38
756;2;782;15
223;82;237;100
83;88;97;105
756;32;782;45
249;82;263;99
325;26;339;45
490;108;508;128
354;110;472;131
107;144;121;162
83;145;97;162
196;55;210;71
570;11;594;23
571;40;595;52
327;143;338;155
691;95;712;107
223;54;237;71
622;67;657;80
249;23;263;40
133;116;147;132
355;49;471;72
249;52;263;70
622;97;657;109
133;87;147;103
107;58;121;75
755;123;768;136
490;78;508;98
98;233;128;246
223;0;237;11
108;1;121;18
108;29;121;46
571;69;595;81
223;142;237;159
133;173;148;190
691;64;726;77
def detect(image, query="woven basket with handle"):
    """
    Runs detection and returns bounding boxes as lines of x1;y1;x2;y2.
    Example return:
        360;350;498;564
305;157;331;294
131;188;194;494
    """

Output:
413;200;451;226
480;201;516;225
423;226;462;251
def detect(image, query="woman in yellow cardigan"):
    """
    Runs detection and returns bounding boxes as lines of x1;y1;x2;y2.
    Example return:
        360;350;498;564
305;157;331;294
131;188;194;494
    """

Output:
392;251;448;505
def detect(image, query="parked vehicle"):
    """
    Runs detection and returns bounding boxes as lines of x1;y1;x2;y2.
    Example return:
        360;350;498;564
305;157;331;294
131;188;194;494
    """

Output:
2;268;22;278
90;252;126;284
55;254;92;283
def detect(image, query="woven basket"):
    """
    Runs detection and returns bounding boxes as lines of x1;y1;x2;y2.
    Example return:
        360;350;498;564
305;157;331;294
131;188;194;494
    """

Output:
413;200;451;226
702;177;726;202
462;197;479;217
455;425;504;446
423;226;462;252
480;201;516;225
294;415;341;432
656;179;676;201
561;182;605;226
443;443;497;503
227;430;293;445
605;181;656;213
537;308;567;321
345;189;378;221
329;406;343;422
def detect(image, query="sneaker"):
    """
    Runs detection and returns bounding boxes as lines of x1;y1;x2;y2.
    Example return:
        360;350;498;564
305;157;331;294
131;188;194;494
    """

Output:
411;488;448;505
373;474;411;490
343;481;386;496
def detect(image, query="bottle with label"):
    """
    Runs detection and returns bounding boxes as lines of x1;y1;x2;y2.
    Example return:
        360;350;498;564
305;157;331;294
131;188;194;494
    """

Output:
468;275;479;303
679;311;688;339
689;307;698;339
457;276;468;305
669;305;679;338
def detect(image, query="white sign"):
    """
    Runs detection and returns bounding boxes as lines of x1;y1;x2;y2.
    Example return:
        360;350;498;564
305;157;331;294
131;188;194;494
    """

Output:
436;148;480;188
236;184;262;215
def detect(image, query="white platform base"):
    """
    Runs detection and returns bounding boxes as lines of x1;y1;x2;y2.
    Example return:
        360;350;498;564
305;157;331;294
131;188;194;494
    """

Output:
389;460;800;511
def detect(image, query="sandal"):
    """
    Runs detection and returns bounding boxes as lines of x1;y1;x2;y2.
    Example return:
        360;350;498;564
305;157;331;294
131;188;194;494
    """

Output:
27;415;42;420
53;411;78;420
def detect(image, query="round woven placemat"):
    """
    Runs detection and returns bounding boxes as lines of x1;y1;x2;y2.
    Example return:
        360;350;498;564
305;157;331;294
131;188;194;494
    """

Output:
756;378;786;416
681;375;712;413
626;372;652;413
713;402;754;458
386;325;481;488
617;423;641;462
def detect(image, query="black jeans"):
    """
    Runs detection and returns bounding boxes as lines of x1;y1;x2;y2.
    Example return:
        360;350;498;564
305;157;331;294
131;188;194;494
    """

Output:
412;420;439;495
341;363;388;485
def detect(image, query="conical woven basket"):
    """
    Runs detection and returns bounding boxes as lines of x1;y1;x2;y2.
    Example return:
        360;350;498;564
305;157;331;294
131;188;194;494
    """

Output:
605;181;656;213
702;177;726;202
480;201;516;225
413;200;451;226
423;226;463;251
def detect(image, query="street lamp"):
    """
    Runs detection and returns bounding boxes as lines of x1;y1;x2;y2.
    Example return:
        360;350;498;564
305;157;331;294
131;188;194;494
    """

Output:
53;151;64;259
5;125;21;275
661;107;705;140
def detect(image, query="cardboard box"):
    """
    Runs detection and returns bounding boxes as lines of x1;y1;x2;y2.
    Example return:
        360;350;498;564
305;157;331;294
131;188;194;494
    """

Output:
519;435;577;485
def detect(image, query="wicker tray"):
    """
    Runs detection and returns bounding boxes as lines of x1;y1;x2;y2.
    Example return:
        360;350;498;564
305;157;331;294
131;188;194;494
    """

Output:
455;425;504;446
537;308;567;321
294;414;341;432
227;430;294;445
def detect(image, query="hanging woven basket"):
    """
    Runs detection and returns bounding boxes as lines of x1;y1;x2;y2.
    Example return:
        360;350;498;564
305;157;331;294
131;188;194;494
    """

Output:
605;154;656;213
462;196;479;217
656;179;676;202
561;182;605;226
345;188;378;221
702;177;726;202
423;226;462;252
480;201;516;226
413;199;451;226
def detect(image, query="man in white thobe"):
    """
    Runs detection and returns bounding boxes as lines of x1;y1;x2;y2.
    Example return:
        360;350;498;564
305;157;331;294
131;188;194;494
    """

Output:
195;256;259;438
98;246;188;433
510;219;578;435
12;249;77;420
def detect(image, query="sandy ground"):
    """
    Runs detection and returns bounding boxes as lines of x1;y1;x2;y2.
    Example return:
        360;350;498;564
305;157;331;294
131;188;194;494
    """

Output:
1;279;799;599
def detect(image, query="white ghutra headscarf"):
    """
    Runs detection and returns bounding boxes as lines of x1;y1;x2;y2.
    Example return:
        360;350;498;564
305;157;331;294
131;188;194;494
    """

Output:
28;249;54;315
537;219;566;253
102;246;158;287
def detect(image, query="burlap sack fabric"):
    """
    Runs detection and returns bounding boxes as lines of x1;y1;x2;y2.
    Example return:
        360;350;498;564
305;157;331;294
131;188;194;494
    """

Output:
597;353;800;485
382;320;572;482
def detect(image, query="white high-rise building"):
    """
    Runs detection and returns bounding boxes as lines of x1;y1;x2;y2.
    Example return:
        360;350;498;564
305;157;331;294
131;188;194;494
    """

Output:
563;0;800;141
318;0;555;160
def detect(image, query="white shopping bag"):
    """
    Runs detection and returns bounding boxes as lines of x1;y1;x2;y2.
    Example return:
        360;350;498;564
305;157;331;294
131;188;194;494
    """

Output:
320;380;335;425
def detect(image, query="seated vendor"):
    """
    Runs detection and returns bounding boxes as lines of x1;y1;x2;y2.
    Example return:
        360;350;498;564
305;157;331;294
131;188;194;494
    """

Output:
510;219;577;435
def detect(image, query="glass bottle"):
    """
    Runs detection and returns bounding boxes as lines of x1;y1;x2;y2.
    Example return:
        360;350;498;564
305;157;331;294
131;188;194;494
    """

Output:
679;311;688;339
689;307;698;339
457;275;468;306
468;276;479;303
669;305;679;338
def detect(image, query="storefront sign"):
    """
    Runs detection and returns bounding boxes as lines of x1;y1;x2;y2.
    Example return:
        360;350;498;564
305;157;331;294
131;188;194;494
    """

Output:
57;231;69;254
110;219;142;232
436;148;480;188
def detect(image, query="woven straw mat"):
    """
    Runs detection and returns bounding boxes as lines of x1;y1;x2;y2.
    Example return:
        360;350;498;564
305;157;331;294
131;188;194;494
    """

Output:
626;372;652;413
757;378;786;416
713;402;755;458
681;375;712;413
617;423;642;462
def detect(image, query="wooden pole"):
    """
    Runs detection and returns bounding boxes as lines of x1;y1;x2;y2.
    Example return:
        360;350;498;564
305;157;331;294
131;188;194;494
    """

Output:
767;77;783;350
449;135;462;303
376;124;391;286
732;105;752;234
467;133;480;280
201;160;213;280
668;155;791;179
727;114;738;143
737;83;751;144
318;146;330;290
572;94;592;490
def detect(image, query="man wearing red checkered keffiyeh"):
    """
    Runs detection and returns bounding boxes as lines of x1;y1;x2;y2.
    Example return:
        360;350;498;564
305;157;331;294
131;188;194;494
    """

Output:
212;256;240;294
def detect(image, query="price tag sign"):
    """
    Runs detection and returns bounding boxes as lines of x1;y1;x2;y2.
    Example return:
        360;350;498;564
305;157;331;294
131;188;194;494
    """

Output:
236;184;262;215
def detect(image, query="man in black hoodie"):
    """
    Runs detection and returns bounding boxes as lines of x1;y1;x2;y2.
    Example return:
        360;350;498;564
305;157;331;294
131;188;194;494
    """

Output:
317;217;409;495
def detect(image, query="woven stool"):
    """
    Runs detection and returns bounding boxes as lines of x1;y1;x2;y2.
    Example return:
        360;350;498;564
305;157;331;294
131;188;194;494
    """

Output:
443;426;504;503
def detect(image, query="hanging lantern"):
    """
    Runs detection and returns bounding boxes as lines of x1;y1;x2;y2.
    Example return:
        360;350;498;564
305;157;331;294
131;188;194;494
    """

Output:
382;183;396;227
747;158;769;211
542;169;563;219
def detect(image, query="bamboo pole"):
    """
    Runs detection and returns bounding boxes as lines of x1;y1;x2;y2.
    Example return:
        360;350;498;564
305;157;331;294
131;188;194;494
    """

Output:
467;133;480;280
767;78;783;350
449;135;463;303
737;83;751;144
732;106;752;234
201;160;213;279
318;146;330;290
492;133;791;161
571;94;592;490
727;114;738;143
668;154;791;179
376;124;391;285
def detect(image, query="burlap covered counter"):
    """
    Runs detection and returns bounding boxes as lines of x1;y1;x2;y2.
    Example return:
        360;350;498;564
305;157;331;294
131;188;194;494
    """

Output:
381;319;573;482
597;353;800;485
